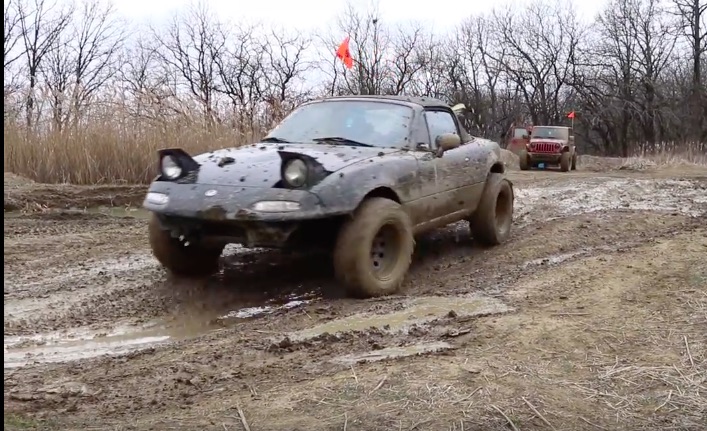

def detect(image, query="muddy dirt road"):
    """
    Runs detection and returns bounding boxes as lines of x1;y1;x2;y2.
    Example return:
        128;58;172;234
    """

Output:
4;165;707;431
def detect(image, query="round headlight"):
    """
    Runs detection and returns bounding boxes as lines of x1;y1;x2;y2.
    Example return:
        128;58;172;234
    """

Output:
283;158;307;187
161;156;182;179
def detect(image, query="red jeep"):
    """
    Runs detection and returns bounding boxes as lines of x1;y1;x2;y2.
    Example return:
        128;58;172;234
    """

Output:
518;125;577;172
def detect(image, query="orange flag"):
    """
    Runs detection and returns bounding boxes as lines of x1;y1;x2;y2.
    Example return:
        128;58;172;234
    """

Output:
567;111;576;119
336;37;354;69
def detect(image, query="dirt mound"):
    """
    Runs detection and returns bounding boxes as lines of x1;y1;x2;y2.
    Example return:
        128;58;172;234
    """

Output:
4;177;147;212
500;149;520;170
4;173;35;188
582;155;660;171
4;173;35;210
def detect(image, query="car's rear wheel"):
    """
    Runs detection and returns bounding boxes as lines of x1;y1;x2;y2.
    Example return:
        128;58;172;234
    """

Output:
571;152;578;170
519;150;531;171
333;198;414;298
560;152;571;172
470;173;514;246
148;214;224;277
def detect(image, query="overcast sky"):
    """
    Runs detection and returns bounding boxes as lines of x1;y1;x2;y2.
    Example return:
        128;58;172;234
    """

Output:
110;0;609;30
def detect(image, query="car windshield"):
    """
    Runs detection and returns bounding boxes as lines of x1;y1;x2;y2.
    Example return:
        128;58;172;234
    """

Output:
264;100;414;148
531;126;569;140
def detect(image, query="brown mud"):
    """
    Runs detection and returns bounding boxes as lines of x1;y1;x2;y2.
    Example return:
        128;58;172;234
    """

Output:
4;165;707;430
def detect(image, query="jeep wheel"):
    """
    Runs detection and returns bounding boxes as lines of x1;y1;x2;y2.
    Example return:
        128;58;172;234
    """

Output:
148;214;224;277
470;173;514;246
571;153;578;170
519;150;531;171
560;152;571;172
333;198;414;298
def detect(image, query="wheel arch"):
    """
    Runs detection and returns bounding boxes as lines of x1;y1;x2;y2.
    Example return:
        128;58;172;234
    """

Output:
361;186;401;205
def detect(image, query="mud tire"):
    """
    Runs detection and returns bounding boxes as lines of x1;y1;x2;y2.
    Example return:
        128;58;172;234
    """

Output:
571;152;578;170
333;198;414;298
148;214;223;277
519;150;531;171
470;173;514;246
560;152;571;172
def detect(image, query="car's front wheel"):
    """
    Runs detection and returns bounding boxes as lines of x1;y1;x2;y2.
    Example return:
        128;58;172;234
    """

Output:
148;214;224;277
333;198;414;298
470;173;514;246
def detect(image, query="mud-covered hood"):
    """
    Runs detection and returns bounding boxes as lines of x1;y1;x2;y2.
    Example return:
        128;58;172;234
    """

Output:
192;143;402;186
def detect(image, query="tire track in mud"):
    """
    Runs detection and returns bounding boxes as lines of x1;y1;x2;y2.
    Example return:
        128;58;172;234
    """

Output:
4;173;707;370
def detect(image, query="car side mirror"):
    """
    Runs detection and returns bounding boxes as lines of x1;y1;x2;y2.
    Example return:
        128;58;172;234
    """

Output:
569;136;575;142
435;133;461;156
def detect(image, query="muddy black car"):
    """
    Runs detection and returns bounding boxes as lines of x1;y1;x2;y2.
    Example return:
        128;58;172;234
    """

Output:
144;95;515;297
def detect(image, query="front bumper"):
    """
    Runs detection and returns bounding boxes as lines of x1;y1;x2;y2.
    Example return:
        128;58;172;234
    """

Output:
143;181;344;222
528;152;562;163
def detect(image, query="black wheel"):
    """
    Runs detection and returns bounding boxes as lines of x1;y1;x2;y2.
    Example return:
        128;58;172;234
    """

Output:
519;150;531;171
571;152;577;170
148;214;224;277
333;198;414;298
560;152;571;172
470;173;514;246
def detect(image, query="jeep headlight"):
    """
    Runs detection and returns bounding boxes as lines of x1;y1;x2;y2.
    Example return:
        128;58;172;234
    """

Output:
161;155;182;180
282;158;307;188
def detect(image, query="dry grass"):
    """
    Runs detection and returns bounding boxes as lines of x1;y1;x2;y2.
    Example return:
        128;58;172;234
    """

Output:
4;116;707;185
3;119;261;185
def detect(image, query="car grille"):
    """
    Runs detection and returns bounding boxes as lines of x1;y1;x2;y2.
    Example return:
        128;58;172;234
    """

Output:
532;142;560;153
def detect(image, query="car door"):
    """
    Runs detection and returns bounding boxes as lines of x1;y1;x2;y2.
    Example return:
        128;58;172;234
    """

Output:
410;109;471;221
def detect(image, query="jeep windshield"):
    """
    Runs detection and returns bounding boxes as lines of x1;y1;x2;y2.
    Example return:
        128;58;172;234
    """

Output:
263;100;414;148
531;126;569;140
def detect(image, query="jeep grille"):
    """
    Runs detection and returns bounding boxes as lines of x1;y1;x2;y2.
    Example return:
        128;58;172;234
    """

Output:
532;142;560;153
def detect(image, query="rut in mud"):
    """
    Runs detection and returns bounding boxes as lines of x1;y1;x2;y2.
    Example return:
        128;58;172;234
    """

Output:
4;167;707;431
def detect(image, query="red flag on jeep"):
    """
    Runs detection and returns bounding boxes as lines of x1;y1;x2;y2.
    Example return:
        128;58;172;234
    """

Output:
336;37;354;69
567;111;576;119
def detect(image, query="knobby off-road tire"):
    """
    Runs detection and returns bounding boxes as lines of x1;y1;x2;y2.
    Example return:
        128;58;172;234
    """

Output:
560;151;571;172
148;214;224;277
333;197;414;298
519;150;531;171
470;173;514;246
571;152;578;170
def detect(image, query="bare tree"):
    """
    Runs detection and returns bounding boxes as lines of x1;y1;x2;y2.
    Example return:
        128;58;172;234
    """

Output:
490;0;582;125
4;0;25;70
3;0;705;158
41;34;70;130
18;0;73;128
671;0;707;139
153;1;224;128
66;0;125;127
261;28;312;123
212;23;264;133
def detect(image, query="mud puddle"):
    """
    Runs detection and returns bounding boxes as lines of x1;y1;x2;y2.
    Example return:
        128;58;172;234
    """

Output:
514;178;707;225
4;295;315;368
521;245;620;269
218;292;318;320
286;294;511;342
332;341;453;365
